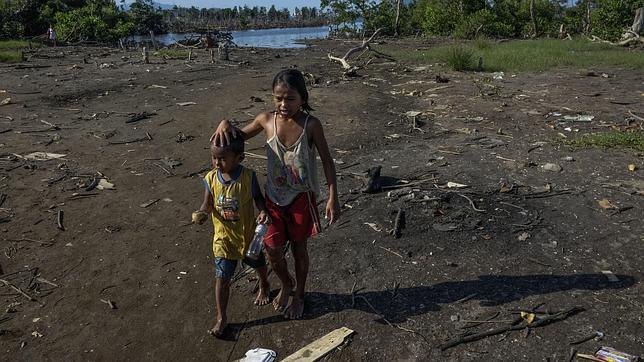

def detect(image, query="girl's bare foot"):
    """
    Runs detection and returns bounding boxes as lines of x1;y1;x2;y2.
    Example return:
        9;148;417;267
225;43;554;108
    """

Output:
207;319;227;338
284;297;304;319
272;287;291;312
254;282;271;306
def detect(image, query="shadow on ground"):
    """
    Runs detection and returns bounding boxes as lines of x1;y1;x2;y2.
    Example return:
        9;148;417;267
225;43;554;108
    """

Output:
224;273;635;339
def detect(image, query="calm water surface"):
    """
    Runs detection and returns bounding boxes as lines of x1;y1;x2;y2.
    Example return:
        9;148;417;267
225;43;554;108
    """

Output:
138;26;329;48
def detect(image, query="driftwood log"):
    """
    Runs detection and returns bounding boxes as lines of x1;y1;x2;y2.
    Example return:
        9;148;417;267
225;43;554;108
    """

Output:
589;7;643;46
328;28;393;76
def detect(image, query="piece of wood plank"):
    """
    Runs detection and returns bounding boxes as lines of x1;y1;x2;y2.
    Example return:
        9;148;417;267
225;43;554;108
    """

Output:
282;327;354;362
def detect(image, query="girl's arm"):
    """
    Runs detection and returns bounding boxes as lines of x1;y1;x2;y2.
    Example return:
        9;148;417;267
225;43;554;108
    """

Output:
211;113;269;145
310;118;340;224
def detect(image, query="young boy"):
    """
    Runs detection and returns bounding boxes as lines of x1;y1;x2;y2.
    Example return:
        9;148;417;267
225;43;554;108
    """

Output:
193;136;271;337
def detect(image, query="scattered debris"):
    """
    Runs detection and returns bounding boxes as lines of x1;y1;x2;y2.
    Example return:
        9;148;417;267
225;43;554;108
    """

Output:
601;270;619;282
542;163;562;172
19;152;67;161
569;331;604;345
0;98;11;106
446;182;468;189
281;327;354;362
140;199;160;208
578;346;640;362
440;307;584;350
125;111;156;124
55;210;65;231
362;166;382;193
598;199;617;210
518;232;530;241
390;208;405;238
100;299;117;309
240;348;276;362
364;222;382;232
563;115;594;122
97;179;115;190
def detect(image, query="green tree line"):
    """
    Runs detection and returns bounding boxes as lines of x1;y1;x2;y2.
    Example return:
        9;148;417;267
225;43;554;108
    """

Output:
1;0;641;43
323;0;644;41
0;0;328;42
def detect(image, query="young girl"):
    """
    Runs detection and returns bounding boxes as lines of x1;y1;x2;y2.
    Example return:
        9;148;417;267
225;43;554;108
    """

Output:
213;69;339;319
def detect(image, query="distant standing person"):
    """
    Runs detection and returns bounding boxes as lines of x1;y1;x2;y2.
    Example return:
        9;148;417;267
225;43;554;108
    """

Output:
47;25;56;47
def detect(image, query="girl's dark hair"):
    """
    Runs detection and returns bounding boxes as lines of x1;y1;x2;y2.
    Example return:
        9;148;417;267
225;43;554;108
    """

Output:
272;69;314;113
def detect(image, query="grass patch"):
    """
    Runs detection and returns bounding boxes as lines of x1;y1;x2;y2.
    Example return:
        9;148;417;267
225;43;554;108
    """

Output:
156;49;190;59
446;46;475;71
383;38;644;72
0;40;39;49
569;131;644;152
0;50;23;63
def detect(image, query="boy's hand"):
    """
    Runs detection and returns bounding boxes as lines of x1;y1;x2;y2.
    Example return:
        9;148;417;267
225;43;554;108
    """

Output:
256;210;271;225
192;211;208;225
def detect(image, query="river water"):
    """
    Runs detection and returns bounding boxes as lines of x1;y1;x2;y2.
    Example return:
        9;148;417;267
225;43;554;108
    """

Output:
136;26;330;48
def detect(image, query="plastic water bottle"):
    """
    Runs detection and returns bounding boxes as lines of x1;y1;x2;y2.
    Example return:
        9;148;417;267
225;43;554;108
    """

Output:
246;223;268;260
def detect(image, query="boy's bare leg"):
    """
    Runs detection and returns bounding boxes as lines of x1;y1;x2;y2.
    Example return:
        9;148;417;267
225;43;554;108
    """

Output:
209;278;229;336
284;240;308;319
266;246;293;312
254;265;271;306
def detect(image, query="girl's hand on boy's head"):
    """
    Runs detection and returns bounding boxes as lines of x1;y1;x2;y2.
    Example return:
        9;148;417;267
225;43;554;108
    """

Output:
256;210;271;225
210;119;238;145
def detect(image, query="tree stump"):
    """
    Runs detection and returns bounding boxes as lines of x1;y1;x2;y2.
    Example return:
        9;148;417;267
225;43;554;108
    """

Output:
142;47;149;64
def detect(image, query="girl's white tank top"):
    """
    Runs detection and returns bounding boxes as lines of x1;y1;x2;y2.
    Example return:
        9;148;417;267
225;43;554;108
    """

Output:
265;112;320;206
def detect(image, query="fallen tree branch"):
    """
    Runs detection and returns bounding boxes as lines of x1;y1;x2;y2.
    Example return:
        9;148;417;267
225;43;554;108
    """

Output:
439;307;584;350
328;28;383;75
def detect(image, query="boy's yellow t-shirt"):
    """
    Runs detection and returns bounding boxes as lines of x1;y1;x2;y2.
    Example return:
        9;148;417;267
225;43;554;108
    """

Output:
204;166;256;260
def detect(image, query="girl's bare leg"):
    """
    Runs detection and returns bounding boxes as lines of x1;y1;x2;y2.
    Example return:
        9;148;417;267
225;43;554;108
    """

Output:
285;240;308;319
254;265;271;306
266;246;293;312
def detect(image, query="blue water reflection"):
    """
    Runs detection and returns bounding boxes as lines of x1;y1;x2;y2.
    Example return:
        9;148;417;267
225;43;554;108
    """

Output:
137;26;329;48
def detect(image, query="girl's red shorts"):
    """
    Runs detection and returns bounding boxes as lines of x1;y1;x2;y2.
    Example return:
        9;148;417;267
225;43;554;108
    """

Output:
264;191;321;248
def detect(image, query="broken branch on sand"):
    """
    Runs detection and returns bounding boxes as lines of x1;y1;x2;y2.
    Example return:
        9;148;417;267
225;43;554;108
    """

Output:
457;193;485;212
0;278;37;301
56;210;65;231
328;29;387;75
440;307;584;350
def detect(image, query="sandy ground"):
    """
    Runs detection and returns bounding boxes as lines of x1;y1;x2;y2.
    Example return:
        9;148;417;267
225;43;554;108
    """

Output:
0;39;643;361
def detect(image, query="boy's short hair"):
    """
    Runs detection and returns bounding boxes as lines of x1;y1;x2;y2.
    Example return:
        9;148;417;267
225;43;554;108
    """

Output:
212;135;244;156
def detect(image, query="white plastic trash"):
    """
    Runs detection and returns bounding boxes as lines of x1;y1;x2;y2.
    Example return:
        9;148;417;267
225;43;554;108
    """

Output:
241;348;276;362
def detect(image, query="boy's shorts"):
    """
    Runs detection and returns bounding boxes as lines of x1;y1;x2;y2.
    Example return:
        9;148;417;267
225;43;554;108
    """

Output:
214;253;266;280
264;191;321;249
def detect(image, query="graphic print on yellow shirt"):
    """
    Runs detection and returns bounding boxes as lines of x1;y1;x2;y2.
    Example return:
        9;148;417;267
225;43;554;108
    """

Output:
216;193;240;221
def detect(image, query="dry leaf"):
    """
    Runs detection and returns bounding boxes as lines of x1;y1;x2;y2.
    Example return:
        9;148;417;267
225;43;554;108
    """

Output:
598;199;617;210
520;311;535;324
0;97;11;106
628;164;636;171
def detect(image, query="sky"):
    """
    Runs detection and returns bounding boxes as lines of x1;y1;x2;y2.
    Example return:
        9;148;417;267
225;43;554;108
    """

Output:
159;1;322;10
